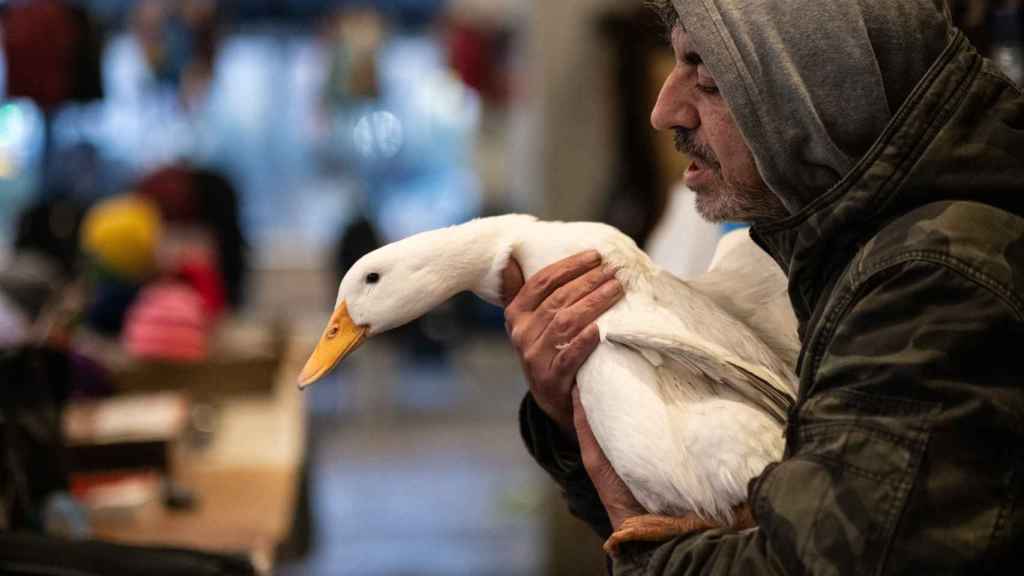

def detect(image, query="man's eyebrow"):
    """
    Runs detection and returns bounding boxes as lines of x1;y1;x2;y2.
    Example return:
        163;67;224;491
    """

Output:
683;51;703;66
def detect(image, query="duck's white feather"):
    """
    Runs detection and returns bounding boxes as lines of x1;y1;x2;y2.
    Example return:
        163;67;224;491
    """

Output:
496;217;796;524
338;214;798;525
579;343;783;522
693;229;800;369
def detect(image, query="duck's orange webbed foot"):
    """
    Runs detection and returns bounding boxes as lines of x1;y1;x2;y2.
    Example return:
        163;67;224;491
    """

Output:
603;503;755;557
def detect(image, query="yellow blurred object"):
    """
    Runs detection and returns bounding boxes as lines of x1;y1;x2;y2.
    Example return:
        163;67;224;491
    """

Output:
81;195;163;280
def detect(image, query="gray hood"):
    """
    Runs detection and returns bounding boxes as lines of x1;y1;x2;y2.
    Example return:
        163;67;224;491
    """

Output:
672;0;953;213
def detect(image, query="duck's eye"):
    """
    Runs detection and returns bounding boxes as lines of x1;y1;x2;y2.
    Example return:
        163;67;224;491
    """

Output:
366;272;380;284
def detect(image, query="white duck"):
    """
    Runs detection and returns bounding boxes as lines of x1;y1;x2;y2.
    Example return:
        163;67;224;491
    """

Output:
298;214;798;552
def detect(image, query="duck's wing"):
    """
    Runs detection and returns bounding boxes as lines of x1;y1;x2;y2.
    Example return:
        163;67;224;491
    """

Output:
603;284;796;425
688;229;800;371
578;341;785;521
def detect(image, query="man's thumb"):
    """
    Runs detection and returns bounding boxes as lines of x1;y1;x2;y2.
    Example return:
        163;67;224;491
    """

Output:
501;258;525;307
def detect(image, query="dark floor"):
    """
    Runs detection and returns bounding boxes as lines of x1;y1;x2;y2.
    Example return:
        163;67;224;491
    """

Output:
277;337;553;576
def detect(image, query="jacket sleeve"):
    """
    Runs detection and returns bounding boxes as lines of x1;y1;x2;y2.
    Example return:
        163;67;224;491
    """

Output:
610;259;1024;574
519;393;613;539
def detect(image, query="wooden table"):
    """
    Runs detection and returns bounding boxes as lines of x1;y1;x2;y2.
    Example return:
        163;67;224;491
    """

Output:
88;327;309;574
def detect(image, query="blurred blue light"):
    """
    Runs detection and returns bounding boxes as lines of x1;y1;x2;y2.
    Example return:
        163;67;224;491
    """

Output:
0;103;29;148
353;110;404;160
0;99;42;180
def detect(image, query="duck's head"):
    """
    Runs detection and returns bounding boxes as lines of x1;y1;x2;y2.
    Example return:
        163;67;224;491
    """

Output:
296;219;513;388
297;240;438;387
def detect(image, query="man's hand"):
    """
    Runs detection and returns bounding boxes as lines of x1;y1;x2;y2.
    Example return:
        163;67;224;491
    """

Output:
502;251;623;440
573;387;645;530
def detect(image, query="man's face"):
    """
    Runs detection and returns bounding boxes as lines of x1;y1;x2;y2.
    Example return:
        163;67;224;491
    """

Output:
651;26;787;223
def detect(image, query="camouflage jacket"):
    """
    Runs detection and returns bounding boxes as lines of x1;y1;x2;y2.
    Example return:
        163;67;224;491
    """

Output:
520;31;1024;574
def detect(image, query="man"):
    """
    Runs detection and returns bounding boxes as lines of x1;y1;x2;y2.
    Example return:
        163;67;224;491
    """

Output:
501;0;1024;573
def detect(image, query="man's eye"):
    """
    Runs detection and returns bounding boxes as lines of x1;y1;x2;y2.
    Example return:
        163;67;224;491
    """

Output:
695;65;718;95
683;53;702;66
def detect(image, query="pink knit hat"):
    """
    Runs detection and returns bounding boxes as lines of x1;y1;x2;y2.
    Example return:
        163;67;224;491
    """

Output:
122;281;208;361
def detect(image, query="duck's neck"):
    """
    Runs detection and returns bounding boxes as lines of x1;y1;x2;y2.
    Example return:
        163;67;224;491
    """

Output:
411;216;524;308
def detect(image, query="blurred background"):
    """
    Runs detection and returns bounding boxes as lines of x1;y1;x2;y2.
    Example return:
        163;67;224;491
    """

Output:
0;1;1019;575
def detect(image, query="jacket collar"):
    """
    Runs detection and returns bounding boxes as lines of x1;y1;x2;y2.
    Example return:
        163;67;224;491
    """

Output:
749;32;982;322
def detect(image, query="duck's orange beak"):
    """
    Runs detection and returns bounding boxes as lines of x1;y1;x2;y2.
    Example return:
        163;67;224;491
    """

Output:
297;301;367;389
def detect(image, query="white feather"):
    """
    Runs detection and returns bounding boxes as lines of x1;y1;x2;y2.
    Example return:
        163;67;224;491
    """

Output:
334;215;798;524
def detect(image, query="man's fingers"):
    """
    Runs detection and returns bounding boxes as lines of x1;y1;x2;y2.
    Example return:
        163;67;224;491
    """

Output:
538;265;618;316
569;277;624;325
551;322;602;378
571;386;583;424
572;385;596;446
573;384;611;477
501;258;525;307
509;251;602;313
541;277;622;345
573;384;646;531
521;338;553;384
514;266;616;348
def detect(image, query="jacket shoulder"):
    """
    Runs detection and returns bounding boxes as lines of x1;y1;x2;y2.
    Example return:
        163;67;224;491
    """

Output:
854;200;1024;318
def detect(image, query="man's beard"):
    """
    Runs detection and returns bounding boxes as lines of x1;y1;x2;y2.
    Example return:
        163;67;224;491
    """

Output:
674;129;788;224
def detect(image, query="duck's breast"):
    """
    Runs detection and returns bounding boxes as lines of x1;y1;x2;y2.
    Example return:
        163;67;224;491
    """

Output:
577;337;785;523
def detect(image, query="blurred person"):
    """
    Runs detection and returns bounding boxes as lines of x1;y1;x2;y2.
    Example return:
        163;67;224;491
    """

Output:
132;0;219;110
191;168;247;309
78;194;162;335
322;7;385;105
137;165;247;310
0;0;103;113
13;193;86;280
503;0;1024;573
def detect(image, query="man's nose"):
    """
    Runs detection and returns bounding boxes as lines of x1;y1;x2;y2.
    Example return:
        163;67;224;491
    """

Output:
651;69;698;132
